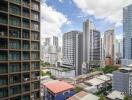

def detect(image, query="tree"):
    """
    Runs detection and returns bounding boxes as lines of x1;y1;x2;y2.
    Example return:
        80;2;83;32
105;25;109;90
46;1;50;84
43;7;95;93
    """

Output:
124;95;129;100
98;95;106;100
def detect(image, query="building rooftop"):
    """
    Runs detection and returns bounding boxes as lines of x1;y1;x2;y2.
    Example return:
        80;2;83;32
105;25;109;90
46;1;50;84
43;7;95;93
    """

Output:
107;90;124;100
85;78;104;86
43;80;74;94
67;91;99;100
119;67;132;71
96;75;111;81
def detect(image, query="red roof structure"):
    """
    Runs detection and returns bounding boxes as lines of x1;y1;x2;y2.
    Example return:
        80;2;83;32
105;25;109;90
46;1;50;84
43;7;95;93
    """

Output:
43;80;74;94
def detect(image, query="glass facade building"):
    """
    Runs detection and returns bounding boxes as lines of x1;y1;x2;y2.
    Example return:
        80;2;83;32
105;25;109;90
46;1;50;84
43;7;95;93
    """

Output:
0;0;40;99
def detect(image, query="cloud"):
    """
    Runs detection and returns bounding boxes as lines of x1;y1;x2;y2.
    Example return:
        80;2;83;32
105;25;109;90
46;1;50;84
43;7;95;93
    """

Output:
73;0;132;27
41;1;70;44
58;0;64;3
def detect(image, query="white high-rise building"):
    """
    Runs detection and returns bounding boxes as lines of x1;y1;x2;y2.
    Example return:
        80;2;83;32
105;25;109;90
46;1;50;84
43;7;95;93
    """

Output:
82;19;100;74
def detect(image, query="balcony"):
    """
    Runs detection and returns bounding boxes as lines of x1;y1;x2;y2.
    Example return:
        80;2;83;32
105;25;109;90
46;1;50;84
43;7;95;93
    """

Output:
0;63;8;74
22;30;30;39
9;16;21;27
22;83;30;92
0;87;8;99
31;11;39;21
0;51;7;61
9;85;21;95
31;42;39;50
0;1;8;12
9;28;21;38
31;2;39;11
31;32;39;40
10;0;21;4
23;19;29;29
0;76;8;86
22;0;30;8
0;26;8;37
31;91;40;99
0;38;7;49
31;22;39;31
10;96;21;100
22;62;30;71
9;63;21;72
31;52;39;60
0;15;7;25
31;71;40;81
22;52;30;60
9;39;21;49
9;74;21;84
22;41;30;50
23;94;30;100
23;73;30;82
31;62;40;70
9;51;21;61
10;4;21;16
31;82;39;90
23;8;30;18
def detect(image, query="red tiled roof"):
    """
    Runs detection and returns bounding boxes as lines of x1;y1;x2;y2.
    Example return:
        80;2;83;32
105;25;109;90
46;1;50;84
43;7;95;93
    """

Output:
43;80;74;94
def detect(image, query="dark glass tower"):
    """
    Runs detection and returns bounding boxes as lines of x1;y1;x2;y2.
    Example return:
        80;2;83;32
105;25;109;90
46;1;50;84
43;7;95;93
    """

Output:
0;0;40;99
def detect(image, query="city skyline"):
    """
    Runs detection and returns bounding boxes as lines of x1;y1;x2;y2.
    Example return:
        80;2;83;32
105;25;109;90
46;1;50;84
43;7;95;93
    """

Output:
42;0;132;45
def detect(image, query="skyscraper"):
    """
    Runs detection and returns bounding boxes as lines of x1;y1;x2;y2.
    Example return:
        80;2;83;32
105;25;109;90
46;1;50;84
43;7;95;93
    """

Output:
82;19;100;74
104;29;115;65
62;31;83;76
123;4;132;59
44;37;51;46
0;0;40;99
53;36;58;48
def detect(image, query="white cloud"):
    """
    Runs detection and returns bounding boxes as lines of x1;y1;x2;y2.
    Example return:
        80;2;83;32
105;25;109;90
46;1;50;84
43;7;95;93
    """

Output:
73;0;132;27
41;1;70;45
58;0;64;3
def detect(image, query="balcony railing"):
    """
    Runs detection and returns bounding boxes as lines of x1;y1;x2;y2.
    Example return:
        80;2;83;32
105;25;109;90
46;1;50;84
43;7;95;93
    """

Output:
31;32;39;40
0;17;7;25
9;74;21;84
10;5;21;16
22;63;30;71
0;88;8;98
0;64;8;74
9;17;21;27
9;40;21;49
0;77;8;86
10;0;21;4
10;85;21;95
9;28;21;38
9;52;21;61
0;52;7;61
9;63;21;72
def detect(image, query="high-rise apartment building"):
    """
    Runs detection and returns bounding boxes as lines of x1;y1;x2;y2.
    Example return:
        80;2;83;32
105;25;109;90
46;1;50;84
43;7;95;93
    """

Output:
82;19;100;74
53;36;58;48
0;0;40;99
104;29;115;65
123;4;132;59
44;37;51;46
62;31;83;75
112;67;132;96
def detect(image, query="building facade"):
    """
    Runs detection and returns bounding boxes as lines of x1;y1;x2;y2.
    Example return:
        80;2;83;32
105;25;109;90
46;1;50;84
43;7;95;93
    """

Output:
123;4;132;59
104;29;115;65
0;0;40;99
82;19;100;74
62;31;83;75
112;67;132;96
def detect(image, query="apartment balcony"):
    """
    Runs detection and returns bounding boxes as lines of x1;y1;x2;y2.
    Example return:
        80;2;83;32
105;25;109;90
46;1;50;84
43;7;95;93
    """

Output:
0;26;8;37
23;73;30;82
31;72;40;81
0;38;7;49
31;91;40;100
9;16;21;27
31;52;39;60
31;42;39;50
22;52;30;60
22;83;30;92
31;22;39;31
9;51;21;61
31;32;39;40
31;2;39;11
0;51;8;61
22;0;30;8
9;63;21;72
0;87;8;99
31;11;39;21
22;41;30;50
23;94;30;100
9;28;21;38
0;63;8;74
9;40;21;49
31;82;39;90
9;74;21;84
0;1;8;13
10;0;21;4
22;30;30;39
23;8;30;18
31;62;40;70
22;62;30;71
9;4;21;16
9;85;21;95
0;15;7;25
23;19;30;29
0;76;8;86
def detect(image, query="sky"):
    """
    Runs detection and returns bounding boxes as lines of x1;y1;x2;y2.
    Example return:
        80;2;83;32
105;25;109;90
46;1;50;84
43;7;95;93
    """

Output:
41;0;132;45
